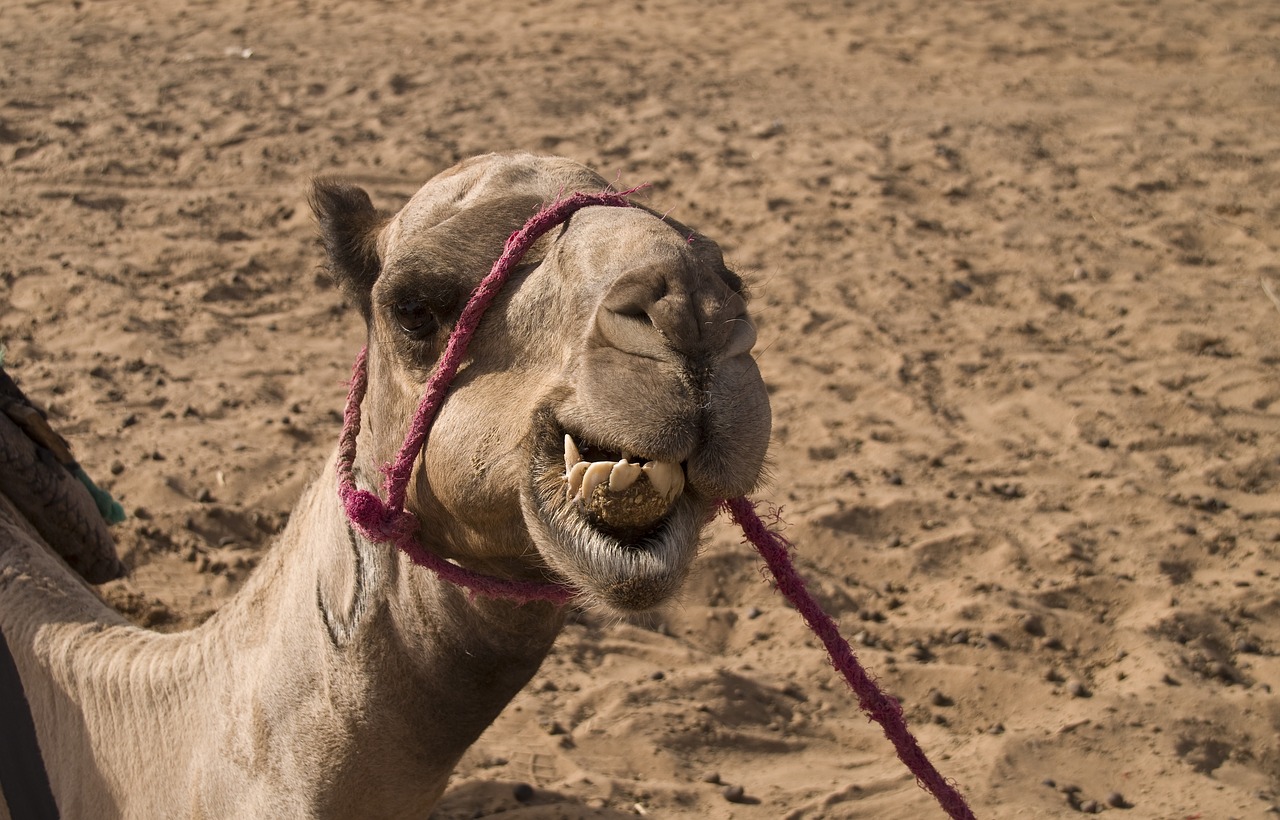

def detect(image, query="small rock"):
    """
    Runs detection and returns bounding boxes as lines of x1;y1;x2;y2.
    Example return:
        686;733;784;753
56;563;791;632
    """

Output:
989;481;1025;499
1041;778;1057;789
649;670;665;681
1020;614;1046;636
513;782;535;802
109;460;125;476
906;643;932;662
929;690;953;707
751;119;785;139
701;771;721;784
1208;661;1236;682
746;606;762;619
773;680;803;701
1067;680;1090;698
1080;799;1101;813
1106;791;1130;808
196;488;214;503
722;785;748;804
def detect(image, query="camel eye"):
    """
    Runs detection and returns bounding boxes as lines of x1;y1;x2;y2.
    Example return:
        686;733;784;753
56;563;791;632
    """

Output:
392;299;437;336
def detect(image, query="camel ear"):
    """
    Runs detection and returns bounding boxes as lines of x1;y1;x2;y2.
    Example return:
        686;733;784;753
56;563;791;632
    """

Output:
309;179;388;319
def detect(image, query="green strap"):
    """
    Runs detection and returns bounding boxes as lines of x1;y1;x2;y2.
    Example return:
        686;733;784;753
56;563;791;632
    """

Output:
72;465;127;525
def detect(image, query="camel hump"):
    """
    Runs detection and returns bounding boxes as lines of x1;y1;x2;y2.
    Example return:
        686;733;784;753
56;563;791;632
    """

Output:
0;367;125;584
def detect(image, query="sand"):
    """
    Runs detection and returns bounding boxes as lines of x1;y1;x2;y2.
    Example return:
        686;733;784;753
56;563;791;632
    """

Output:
2;0;1278;816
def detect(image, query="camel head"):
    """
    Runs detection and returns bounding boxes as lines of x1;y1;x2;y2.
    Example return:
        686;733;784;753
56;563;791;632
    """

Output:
310;153;770;613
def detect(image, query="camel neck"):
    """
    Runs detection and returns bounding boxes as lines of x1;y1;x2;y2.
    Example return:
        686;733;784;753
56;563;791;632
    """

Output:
194;455;565;814
0;455;564;817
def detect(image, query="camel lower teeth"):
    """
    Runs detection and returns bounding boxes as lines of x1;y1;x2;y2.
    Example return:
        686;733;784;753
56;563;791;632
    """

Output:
609;460;641;492
562;434;683;528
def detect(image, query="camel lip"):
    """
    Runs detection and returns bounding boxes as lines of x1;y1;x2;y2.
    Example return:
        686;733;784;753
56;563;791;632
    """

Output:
523;489;699;612
522;410;703;611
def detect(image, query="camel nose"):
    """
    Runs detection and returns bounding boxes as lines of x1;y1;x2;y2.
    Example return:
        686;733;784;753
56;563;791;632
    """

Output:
594;263;757;362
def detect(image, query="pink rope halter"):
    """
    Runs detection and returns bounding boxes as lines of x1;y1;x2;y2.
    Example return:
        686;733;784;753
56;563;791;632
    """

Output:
336;189;975;819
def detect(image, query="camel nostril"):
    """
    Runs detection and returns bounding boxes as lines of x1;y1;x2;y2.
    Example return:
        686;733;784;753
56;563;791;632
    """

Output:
613;304;654;326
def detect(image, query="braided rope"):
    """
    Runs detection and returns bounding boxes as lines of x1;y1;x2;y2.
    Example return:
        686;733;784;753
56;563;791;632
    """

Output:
334;187;975;817
723;498;976;819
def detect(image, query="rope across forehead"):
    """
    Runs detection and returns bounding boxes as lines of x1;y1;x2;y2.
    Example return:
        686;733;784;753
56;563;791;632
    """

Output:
334;187;975;819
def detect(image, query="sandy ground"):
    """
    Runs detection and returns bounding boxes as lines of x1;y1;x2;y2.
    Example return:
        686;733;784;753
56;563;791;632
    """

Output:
3;0;1279;817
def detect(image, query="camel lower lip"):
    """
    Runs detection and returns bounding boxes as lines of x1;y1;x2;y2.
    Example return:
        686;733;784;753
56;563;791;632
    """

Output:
525;473;700;611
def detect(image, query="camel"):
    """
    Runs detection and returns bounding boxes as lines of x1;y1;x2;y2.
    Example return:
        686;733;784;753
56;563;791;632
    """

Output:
0;152;771;819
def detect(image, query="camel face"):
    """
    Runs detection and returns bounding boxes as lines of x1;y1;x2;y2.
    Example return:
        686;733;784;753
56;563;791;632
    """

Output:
313;153;771;612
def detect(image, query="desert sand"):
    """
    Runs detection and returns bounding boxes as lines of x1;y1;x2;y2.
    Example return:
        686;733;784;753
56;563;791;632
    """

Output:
2;0;1278;817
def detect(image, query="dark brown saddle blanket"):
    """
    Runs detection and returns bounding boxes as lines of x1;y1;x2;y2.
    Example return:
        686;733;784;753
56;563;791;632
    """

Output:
0;366;124;584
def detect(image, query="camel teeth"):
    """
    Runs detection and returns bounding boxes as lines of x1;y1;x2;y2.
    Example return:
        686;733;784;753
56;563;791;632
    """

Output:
609;460;641;493
641;461;663;497
581;461;614;501
564;434;582;475
642;461;684;502
565;461;588;501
